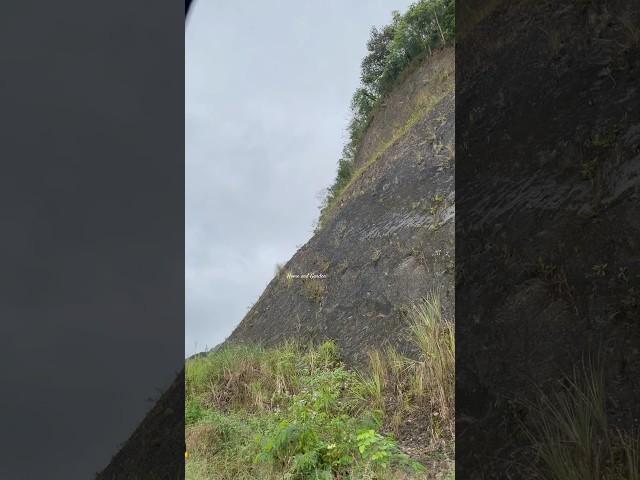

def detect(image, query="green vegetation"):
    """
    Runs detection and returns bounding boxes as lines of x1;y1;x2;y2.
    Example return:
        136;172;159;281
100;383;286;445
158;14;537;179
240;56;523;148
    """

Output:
318;0;454;229
526;358;640;479
185;296;454;479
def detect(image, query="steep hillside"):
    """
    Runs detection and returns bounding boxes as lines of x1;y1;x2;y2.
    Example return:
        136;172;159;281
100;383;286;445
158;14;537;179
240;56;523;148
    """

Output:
228;48;454;366
184;44;457;480
456;0;640;477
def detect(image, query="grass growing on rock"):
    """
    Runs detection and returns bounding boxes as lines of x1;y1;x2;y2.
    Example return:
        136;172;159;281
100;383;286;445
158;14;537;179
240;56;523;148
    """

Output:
525;358;640;480
185;296;454;479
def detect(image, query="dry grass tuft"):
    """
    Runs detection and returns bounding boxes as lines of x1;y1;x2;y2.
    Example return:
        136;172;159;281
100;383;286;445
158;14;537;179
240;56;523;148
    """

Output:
364;293;455;442
409;294;455;434
526;357;640;479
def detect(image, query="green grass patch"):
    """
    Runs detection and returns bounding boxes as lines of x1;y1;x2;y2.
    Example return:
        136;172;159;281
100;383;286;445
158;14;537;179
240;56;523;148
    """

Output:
186;296;454;479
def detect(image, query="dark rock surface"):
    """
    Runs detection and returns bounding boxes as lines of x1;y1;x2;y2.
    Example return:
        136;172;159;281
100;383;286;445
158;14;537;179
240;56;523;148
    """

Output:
457;0;640;477
96;372;184;480
228;51;455;365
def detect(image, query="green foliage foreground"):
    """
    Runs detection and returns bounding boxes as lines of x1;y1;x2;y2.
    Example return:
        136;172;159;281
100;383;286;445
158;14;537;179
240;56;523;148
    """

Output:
186;342;422;479
185;297;454;479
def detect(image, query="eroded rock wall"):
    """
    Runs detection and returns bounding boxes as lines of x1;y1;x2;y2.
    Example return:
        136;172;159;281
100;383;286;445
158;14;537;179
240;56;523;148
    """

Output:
228;49;455;364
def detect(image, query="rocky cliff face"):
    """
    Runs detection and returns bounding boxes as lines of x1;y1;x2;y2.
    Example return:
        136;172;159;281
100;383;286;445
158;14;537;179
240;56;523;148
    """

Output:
456;0;640;476
228;48;455;364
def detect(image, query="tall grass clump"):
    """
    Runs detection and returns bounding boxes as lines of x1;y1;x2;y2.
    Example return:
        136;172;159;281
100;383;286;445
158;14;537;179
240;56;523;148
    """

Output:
318;0;454;228
362;294;455;443
409;294;455;432
185;342;301;413
526;357;640;479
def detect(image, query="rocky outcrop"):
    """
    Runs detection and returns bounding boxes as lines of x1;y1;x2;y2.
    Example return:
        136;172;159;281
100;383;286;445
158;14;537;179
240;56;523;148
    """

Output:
228;48;455;364
456;0;640;476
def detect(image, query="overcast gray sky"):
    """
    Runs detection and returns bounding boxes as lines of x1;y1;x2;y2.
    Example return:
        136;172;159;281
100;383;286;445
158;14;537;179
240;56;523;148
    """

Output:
186;0;413;356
